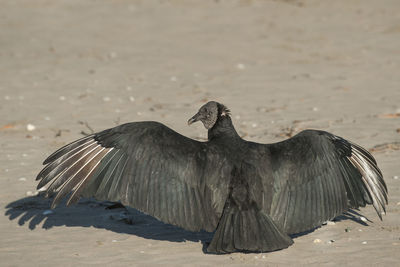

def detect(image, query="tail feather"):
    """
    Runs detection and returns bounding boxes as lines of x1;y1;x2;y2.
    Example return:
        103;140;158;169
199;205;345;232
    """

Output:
207;198;293;254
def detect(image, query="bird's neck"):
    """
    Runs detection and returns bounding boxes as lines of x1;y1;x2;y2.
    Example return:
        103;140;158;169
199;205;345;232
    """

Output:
208;115;240;141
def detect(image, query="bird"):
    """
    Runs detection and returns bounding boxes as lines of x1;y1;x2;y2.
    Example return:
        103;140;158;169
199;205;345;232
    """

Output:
36;101;387;254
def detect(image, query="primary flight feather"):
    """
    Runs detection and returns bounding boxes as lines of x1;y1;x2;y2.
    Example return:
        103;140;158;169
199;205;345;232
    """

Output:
36;101;387;253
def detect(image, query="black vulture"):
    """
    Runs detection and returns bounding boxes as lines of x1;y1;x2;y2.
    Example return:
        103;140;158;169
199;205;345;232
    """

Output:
36;101;387;253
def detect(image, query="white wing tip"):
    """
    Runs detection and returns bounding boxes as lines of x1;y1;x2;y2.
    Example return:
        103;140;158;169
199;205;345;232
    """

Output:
348;144;387;219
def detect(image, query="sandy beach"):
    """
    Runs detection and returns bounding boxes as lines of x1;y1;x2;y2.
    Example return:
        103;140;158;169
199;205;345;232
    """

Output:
1;0;400;266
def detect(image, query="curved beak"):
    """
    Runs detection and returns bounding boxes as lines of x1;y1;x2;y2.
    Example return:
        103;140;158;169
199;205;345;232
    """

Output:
188;113;201;125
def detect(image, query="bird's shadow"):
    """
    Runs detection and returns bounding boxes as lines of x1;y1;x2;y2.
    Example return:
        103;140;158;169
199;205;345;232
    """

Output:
4;195;214;244
5;195;370;253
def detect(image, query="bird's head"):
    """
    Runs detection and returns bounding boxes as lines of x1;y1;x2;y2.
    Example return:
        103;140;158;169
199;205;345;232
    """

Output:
188;101;231;129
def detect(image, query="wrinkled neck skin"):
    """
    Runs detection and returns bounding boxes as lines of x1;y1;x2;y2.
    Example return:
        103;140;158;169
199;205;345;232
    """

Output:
208;115;240;141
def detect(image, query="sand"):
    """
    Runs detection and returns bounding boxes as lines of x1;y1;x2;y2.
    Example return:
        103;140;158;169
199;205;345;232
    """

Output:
1;0;400;266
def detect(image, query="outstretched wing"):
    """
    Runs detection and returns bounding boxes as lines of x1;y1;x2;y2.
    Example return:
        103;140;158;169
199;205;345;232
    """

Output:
36;122;232;232
261;130;387;234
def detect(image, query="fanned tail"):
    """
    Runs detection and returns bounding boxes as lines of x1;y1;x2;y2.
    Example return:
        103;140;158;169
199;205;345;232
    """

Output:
207;197;293;254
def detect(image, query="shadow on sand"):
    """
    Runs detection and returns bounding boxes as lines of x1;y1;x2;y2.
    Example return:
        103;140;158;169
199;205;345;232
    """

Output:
4;195;370;253
4;195;214;244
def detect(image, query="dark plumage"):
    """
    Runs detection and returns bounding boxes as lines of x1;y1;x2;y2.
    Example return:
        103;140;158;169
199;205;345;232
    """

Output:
36;101;387;253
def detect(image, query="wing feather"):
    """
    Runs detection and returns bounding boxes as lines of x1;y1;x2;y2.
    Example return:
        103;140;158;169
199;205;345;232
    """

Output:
264;130;387;234
67;148;115;205
42;134;95;165
37;141;97;188
94;150;125;199
51;146;108;208
37;122;230;232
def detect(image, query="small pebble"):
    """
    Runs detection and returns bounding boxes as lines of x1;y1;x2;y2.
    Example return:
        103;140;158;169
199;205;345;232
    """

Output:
252;123;258;128
170;76;177;82
26;124;36;131
59;96;66;101
358;229;363;232
393;176;399;180
103;96;111;102
359;216;367;222
44;116;51;121
129;96;135;102
313;239;322;243
109;51;117;58
112;240;117;243
18;177;27;181
327;221;336;226
4;95;10;100
327;240;335;244
137;112;142;116
235;115;241;120
312;107;319;111
362;241;367;245
262;255;266;259
396;202;400;206
236;63;245;70
140;251;145;254
126;86;132;91
42;210;54;215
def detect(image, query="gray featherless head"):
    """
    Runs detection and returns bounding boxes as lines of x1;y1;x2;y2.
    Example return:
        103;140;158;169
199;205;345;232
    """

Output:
188;101;230;129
